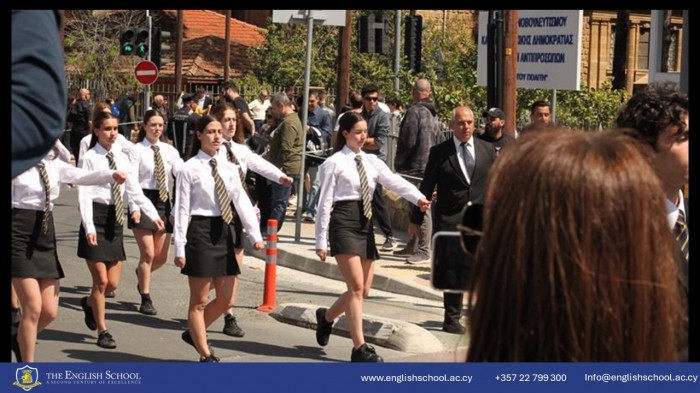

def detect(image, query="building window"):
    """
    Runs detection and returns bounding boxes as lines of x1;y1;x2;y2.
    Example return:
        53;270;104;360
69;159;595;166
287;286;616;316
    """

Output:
637;27;650;70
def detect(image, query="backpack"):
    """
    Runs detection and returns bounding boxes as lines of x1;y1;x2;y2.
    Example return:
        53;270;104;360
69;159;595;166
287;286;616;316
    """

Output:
305;126;327;167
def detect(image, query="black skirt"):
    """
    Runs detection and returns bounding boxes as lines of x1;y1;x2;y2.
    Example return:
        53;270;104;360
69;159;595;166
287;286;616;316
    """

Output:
77;202;126;262
11;209;65;279
181;216;240;278
128;189;174;233
328;200;379;260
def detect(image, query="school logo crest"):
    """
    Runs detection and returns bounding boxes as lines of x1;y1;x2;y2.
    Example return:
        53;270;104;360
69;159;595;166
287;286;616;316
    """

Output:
12;365;42;391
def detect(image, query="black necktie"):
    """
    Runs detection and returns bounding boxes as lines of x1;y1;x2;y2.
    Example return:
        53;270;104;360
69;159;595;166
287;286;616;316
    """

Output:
676;209;689;263
461;142;475;179
37;162;51;234
106;152;125;225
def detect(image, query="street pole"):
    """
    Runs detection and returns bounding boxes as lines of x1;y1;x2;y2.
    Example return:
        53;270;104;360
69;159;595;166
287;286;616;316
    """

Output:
144;10;152;115
336;10;351;112
393;10;401;92
294;10;315;242
503;10;518;138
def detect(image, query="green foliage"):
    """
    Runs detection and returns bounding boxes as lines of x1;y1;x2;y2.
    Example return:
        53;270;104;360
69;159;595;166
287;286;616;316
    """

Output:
242;10;629;130
517;81;628;130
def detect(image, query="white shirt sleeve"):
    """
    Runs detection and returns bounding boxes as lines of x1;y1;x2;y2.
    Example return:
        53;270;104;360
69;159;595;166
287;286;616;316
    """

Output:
315;160;336;250
173;164;192;258
371;155;425;205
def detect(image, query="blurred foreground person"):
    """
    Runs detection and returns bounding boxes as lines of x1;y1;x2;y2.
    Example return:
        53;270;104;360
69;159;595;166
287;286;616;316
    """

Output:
466;129;685;362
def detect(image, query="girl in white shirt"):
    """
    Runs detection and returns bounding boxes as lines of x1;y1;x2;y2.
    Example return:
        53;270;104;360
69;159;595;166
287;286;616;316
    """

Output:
173;115;264;362
313;112;431;362
211;103;293;337
128;110;184;316
77;111;164;350
12;144;127;362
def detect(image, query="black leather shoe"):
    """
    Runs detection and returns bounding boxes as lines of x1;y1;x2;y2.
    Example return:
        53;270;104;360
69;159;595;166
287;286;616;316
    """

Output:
222;314;245;337
139;296;157;316
80;297;97;331
182;330;214;354
315;308;333;346
11;329;22;362
199;355;220;362
351;343;384;362
97;331;117;349
442;322;466;334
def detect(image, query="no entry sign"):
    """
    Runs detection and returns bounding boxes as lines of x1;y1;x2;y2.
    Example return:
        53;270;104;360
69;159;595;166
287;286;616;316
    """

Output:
134;60;159;85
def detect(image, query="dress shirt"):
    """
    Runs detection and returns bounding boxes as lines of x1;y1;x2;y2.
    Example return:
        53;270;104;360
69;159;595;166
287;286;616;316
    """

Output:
127;139;184;211
78;143;159;234
666;189;687;230
173;150;263;258
453;135;476;183
12;155;115;211
314;145;426;250
78;133;134;167
217;140;286;183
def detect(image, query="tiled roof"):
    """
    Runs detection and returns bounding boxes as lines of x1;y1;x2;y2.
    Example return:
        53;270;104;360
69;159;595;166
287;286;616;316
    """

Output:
161;10;265;47
158;35;252;79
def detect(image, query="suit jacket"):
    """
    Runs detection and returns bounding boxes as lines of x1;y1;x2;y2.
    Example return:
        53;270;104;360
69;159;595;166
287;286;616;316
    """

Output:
410;137;497;232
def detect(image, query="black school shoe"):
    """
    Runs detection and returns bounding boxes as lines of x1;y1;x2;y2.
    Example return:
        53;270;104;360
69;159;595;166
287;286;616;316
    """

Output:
80;297;97;331
181;330;215;355
222;314;245;337
97;331;117;349
351;343;384;362
200;355;220;362
139;296;157;316
315;308;334;346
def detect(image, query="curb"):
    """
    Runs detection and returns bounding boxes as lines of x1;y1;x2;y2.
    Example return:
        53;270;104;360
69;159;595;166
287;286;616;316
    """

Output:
271;303;445;354
244;243;443;302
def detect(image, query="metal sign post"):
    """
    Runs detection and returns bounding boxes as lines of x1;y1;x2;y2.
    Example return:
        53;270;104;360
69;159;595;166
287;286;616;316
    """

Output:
272;10;346;242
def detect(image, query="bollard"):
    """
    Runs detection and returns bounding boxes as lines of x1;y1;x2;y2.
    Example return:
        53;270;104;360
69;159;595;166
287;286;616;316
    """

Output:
257;219;278;312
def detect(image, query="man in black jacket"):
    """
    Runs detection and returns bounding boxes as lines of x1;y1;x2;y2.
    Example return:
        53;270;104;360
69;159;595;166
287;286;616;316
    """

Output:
411;106;497;334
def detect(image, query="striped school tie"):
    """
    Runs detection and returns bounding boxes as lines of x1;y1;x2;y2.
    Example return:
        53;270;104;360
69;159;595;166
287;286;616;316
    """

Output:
151;144;169;202
354;154;372;219
224;141;247;189
209;158;234;225
37;162;51;234
106;151;125;225
675;209;689;263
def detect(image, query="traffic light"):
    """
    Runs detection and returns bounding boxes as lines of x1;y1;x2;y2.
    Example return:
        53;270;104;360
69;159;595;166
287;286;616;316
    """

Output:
358;15;389;54
150;28;171;69
404;15;423;72
119;28;136;56
135;27;149;57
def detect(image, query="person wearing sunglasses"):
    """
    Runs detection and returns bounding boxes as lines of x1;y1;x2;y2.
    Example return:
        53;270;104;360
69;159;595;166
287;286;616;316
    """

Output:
410;106;497;334
466;129;686;361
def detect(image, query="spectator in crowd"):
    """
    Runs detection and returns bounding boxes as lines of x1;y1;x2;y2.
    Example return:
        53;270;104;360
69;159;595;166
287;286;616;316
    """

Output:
220;82;256;139
249;89;271;132
466;129;685;361
263;92;303;233
67;88;93;164
169;94;201;158
413;106;497;334
394;78;439;264
360;85;397;251
118;90;139;140
152;94;171;142
520;101;553;135
194;87;213;116
615;81;689;297
478;107;515;155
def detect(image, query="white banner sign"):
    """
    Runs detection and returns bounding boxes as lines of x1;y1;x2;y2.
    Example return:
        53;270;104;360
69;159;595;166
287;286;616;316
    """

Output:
477;10;583;90
272;10;346;26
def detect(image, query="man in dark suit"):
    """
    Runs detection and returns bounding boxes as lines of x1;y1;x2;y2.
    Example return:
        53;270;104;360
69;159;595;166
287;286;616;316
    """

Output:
410;106;497;334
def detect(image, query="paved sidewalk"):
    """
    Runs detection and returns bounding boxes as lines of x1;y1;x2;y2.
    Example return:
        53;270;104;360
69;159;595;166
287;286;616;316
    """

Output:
247;208;444;302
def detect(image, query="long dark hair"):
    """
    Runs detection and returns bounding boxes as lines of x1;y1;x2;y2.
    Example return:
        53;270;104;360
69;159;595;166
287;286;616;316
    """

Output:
137;109;165;142
466;129;684;362
335;112;364;152
186;115;220;159
89;111;119;149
